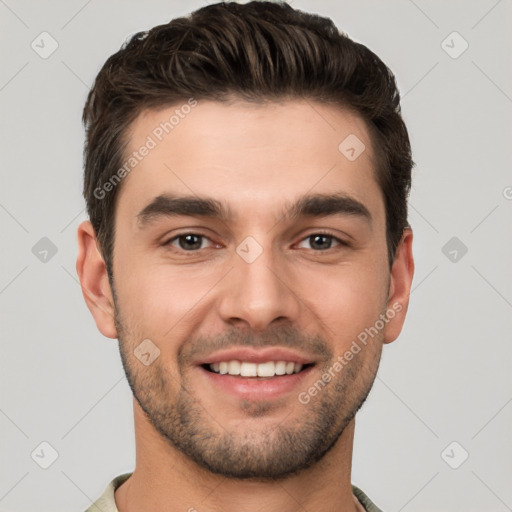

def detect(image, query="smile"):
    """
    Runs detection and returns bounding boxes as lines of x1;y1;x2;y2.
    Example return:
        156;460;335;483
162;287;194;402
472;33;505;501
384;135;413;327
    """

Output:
205;360;311;377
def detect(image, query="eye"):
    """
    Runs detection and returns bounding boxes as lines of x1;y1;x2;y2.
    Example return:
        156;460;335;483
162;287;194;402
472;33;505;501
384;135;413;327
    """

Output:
163;233;214;251
162;232;347;254
297;232;346;251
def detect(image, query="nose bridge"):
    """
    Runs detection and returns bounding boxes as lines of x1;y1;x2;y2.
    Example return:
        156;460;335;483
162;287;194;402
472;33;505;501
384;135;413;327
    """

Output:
217;234;301;331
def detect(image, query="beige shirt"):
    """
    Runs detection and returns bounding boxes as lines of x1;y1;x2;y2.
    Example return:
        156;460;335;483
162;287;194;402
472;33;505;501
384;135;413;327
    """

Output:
85;473;383;512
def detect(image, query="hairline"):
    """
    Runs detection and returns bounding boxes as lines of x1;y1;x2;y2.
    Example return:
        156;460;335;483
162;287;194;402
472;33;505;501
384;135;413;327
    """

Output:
102;95;394;280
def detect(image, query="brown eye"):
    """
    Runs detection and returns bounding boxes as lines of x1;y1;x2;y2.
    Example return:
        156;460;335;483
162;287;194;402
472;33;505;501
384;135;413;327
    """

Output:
164;233;211;251
297;233;345;251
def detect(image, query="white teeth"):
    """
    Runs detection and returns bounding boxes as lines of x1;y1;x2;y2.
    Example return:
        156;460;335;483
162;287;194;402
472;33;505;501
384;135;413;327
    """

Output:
207;360;307;377
257;361;275;377
275;361;287;375
219;362;228;375
240;362;257;377
228;360;241;375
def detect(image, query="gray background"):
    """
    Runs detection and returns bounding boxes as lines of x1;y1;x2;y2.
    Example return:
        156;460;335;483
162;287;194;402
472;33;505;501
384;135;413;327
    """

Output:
1;0;511;511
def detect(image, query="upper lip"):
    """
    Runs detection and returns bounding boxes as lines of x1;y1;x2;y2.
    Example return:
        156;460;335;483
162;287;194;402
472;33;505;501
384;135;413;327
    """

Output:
196;347;316;366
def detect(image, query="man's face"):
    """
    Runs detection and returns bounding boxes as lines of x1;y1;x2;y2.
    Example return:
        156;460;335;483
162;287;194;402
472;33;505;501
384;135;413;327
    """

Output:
109;99;399;479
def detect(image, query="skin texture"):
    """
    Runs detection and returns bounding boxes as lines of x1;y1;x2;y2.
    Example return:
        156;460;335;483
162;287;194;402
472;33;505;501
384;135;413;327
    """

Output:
76;99;414;512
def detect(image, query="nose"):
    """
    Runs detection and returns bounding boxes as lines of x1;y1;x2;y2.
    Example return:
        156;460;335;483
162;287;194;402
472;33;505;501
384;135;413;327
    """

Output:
217;239;302;332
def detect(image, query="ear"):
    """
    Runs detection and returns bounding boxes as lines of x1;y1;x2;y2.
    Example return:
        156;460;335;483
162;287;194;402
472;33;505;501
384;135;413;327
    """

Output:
383;228;414;344
76;220;118;339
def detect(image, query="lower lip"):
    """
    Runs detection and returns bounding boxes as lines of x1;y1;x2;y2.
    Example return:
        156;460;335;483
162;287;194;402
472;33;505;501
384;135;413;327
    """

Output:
198;365;315;401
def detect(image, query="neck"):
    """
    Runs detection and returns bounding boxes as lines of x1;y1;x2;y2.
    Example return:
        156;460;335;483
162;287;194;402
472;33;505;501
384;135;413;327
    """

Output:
115;398;359;512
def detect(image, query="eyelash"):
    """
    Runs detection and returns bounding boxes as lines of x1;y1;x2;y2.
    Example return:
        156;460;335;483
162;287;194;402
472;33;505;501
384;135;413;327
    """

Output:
162;231;348;254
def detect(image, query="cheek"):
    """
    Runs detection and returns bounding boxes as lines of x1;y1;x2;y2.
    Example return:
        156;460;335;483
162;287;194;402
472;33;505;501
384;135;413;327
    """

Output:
114;254;220;337
301;264;389;346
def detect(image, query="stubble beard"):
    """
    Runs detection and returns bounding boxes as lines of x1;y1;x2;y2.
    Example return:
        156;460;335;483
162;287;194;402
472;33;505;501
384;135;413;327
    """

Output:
113;294;383;481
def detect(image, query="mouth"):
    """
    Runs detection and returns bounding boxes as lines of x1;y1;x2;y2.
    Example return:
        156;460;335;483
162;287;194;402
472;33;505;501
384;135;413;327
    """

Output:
195;348;318;401
201;360;315;378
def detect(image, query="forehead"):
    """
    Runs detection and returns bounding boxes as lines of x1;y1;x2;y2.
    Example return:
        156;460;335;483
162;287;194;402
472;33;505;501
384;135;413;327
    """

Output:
116;99;384;226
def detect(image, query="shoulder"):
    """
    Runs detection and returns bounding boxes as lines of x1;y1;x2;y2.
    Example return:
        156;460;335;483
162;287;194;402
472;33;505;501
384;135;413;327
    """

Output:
352;484;384;512
83;472;133;512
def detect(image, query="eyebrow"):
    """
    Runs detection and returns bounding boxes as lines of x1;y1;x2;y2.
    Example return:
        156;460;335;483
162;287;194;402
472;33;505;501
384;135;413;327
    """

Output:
136;192;372;228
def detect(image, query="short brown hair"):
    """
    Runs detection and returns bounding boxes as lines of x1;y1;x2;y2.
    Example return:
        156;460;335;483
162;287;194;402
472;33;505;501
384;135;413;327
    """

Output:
82;0;413;279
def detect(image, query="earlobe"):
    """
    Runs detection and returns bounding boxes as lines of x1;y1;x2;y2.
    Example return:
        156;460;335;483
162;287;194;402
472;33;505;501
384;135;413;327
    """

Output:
383;228;414;344
76;220;118;339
